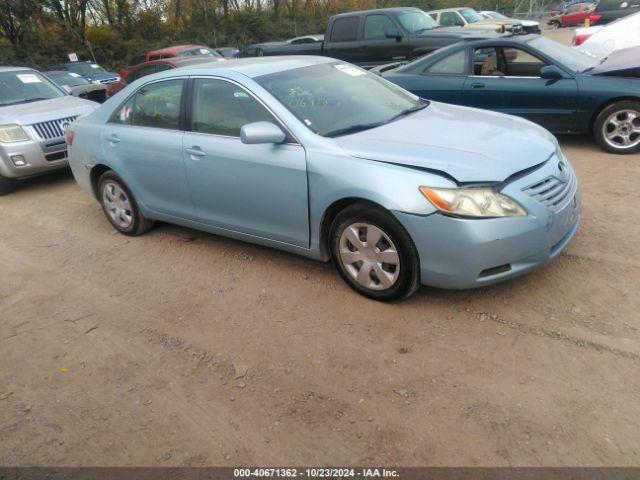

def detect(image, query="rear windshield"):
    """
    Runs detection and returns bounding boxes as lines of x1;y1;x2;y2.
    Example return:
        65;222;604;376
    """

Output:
0;71;65;107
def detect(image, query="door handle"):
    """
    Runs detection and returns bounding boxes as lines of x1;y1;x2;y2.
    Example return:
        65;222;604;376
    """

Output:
470;83;485;89
185;146;207;159
106;134;120;144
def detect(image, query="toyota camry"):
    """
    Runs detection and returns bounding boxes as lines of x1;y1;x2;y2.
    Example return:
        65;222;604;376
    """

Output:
66;57;581;301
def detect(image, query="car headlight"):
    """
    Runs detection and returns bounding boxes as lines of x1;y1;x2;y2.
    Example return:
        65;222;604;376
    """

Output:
91;80;101;84
419;187;526;218
0;124;29;143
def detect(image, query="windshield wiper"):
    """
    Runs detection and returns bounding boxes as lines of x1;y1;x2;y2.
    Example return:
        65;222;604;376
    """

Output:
21;97;50;104
324;122;387;138
386;101;430;123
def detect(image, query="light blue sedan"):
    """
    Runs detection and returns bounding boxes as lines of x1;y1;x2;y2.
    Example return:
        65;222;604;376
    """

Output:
67;56;581;301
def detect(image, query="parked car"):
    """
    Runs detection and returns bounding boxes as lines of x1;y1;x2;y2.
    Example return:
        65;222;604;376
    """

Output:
238;7;497;68
547;2;595;27
427;7;524;33
573;11;640;57
237;35;325;58
44;71;107;103
479;10;541;33
106;56;225;98
67;57;580;300
48;60;119;85
374;35;640;154
0;67;98;194
589;0;640;24
145;44;223;62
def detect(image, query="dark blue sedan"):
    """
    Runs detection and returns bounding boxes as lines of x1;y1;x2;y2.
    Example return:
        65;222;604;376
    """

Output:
377;35;640;154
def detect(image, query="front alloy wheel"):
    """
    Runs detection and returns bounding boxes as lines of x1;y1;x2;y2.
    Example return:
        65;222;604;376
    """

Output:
595;101;640;154
331;203;420;301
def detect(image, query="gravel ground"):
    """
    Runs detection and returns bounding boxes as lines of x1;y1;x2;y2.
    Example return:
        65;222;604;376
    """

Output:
1;134;639;467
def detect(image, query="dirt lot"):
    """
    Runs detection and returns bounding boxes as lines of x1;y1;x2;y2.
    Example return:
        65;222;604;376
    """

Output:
1;133;639;467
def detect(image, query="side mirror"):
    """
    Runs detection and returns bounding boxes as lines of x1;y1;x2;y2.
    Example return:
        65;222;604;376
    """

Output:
385;28;402;41
540;65;565;80
240;121;286;145
61;85;73;95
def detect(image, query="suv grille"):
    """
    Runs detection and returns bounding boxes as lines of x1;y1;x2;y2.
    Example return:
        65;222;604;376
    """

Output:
32;116;78;140
522;166;577;212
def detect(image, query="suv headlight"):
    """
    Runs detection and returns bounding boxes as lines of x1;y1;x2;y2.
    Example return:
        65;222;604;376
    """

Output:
419;187;526;218
0;125;29;143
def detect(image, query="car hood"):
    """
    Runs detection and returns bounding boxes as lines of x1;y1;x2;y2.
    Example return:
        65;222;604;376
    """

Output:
0;95;99;126
70;84;107;95
587;46;640;75
332;102;557;183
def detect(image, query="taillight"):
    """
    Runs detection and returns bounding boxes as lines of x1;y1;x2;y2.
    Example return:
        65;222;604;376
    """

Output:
589;14;602;24
573;33;592;46
65;129;74;146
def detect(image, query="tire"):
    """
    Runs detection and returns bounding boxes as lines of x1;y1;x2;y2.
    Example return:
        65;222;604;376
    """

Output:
550;21;561;29
0;174;16;196
593;100;640;155
330;203;420;302
97;170;154;236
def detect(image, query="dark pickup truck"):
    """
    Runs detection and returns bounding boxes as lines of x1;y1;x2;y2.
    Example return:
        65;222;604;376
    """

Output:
238;7;497;68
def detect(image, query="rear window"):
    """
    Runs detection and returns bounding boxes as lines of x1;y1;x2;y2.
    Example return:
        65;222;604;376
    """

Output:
330;17;360;42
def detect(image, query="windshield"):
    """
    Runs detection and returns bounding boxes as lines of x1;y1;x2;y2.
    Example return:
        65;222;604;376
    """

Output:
256;63;425;137
529;36;600;72
0;71;65;107
488;11;509;19
68;63;107;76
396;11;439;33
459;8;484;23
49;72;90;87
181;47;222;58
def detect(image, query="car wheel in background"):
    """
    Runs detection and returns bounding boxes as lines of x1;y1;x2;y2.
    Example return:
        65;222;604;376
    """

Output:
330;203;420;302
594;100;640;155
0;175;16;196
550;21;561;29
98;170;154;236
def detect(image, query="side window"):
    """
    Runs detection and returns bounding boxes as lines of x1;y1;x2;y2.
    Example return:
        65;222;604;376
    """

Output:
503;47;547;77
330;17;360;42
191;78;276;137
424;50;468;75
440;11;465;26
473;47;504;76
112;79;183;130
363;15;396;40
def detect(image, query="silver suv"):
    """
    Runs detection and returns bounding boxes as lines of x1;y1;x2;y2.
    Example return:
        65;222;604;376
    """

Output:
0;67;99;194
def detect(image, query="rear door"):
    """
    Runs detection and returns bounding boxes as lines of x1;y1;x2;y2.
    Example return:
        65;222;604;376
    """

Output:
463;45;578;132
182;77;309;247
324;16;363;64
359;13;411;67
102;78;194;219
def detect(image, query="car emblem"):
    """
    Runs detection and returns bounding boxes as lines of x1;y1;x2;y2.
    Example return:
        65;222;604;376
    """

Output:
59;120;70;132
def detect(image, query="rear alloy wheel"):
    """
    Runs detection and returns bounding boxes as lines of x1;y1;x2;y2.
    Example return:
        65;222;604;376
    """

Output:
594;101;640;154
0;174;16;196
98;171;154;236
330;204;420;301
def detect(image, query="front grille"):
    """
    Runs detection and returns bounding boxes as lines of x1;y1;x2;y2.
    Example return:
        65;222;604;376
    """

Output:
31;116;78;140
98;78;118;84
522;165;577;212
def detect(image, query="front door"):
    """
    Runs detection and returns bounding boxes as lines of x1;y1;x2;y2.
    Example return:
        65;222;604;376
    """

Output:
359;14;410;68
182;77;309;248
463;46;578;132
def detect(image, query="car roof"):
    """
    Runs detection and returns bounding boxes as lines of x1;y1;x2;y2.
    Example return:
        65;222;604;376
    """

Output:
427;7;473;13
0;66;33;73
332;7;422;17
147;44;208;56
153;56;336;79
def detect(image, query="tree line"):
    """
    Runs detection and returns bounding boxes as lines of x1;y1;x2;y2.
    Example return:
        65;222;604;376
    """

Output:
0;0;521;70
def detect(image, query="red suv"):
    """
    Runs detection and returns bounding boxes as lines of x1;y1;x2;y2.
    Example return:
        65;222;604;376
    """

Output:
105;56;225;98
